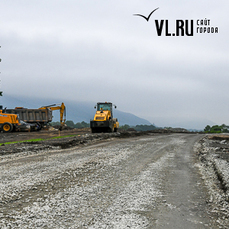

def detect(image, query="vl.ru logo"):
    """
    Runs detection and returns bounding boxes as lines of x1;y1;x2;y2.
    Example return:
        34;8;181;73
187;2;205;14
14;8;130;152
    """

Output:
134;8;219;36
155;20;194;36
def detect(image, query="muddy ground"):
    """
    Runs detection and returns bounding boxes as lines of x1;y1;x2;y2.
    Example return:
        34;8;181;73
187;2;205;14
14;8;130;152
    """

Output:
0;128;181;156
0;133;210;228
1;129;229;228
0;128;91;143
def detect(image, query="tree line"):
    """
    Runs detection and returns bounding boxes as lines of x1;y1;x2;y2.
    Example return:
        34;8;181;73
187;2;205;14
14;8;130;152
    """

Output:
50;121;157;131
204;124;229;133
50;121;89;129
51;121;229;133
119;124;157;131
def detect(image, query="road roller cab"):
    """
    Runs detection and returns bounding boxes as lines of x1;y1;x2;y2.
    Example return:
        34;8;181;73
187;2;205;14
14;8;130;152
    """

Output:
90;102;119;133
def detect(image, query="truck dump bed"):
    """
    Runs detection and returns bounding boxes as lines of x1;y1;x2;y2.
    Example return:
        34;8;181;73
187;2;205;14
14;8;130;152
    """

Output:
2;108;52;127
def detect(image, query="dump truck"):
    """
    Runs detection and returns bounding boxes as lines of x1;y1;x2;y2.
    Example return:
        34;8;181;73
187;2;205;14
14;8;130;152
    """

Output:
3;107;52;129
0;110;20;132
2;102;66;129
90;102;119;133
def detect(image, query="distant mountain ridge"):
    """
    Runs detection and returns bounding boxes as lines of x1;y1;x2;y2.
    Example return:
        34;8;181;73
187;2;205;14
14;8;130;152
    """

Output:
1;95;151;126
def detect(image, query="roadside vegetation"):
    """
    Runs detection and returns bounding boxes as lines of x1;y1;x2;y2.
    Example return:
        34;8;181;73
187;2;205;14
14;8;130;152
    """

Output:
204;124;229;133
119;124;158;131
51;121;158;132
50;121;89;129
0;134;80;146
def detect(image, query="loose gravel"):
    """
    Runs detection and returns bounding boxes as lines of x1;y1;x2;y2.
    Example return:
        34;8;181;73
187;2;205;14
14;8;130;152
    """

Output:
1;135;166;228
194;134;229;228
1;133;229;228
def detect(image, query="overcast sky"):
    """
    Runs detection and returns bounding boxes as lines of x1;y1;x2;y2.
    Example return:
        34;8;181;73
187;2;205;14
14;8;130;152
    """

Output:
0;0;228;129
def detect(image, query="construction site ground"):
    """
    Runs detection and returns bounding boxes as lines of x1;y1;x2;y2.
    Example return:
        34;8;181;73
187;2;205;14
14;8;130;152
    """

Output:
0;128;91;144
1;130;229;228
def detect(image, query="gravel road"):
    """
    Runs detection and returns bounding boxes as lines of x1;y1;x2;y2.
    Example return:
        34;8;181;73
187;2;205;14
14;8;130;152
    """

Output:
0;133;224;228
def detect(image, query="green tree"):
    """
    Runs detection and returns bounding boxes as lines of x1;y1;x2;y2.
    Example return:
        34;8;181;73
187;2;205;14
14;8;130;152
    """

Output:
204;124;229;133
221;124;229;133
134;124;156;131
210;125;221;133
81;121;89;128
204;125;211;132
119;124;130;130
50;121;60;126
74;121;89;129
65;120;75;128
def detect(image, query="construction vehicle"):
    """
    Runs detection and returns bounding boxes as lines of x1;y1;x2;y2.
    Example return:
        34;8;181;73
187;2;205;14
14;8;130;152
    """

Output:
90;102;119;133
0;110;20;132
3;107;52;129
39;103;66;129
2;102;66;129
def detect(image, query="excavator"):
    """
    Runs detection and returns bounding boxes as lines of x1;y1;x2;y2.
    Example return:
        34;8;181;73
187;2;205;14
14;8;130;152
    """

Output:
39;102;66;130
90;102;119;133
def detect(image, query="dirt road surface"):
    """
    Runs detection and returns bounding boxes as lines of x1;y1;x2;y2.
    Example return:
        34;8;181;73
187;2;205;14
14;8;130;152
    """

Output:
0;133;228;228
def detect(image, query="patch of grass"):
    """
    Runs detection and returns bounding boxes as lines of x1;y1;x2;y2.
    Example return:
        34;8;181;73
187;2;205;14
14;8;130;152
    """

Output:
50;134;79;139
25;138;44;142
0;134;81;146
0;138;45;146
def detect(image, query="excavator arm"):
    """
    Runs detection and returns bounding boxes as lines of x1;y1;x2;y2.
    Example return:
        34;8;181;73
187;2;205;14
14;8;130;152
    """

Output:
39;102;66;127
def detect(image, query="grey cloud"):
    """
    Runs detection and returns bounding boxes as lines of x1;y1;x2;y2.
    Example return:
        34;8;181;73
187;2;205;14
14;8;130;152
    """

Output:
0;0;229;129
